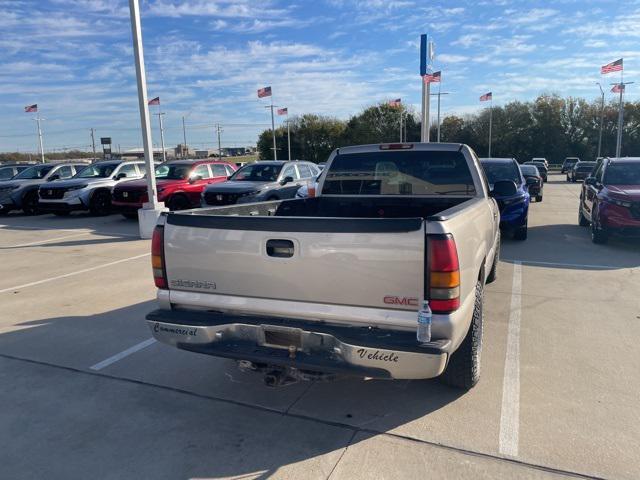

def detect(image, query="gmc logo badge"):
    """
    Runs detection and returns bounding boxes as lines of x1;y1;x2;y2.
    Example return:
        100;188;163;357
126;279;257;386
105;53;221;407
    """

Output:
384;296;418;307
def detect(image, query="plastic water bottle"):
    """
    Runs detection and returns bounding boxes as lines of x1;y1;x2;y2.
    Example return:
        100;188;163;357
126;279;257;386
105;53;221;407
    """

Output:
417;301;432;343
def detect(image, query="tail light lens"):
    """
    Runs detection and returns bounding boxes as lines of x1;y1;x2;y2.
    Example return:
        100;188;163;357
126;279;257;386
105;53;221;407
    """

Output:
428;234;460;313
151;226;167;289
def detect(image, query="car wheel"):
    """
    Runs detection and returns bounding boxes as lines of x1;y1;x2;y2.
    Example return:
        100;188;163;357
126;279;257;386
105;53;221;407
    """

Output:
122;213;138;220
440;280;483;390
22;191;40;215
513;223;528;241
89;190;111;216
167;194;190;211
485;233;500;284
536;195;543;202
578;206;589;227
591;211;608;244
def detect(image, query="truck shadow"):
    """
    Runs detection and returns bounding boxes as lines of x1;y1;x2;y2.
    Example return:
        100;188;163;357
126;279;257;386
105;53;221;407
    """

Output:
0;301;469;480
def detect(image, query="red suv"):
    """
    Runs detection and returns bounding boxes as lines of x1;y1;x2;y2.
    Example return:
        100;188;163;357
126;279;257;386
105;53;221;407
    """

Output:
579;157;640;244
112;160;236;219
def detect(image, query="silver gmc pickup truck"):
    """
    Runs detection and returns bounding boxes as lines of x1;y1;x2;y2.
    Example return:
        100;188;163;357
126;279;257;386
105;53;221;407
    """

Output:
147;143;501;389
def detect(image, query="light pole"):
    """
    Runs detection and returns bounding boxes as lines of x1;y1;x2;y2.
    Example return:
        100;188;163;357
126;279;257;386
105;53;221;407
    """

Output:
156;111;166;162
611;81;634;158
182;111;191;157
128;0;165;238
595;82;604;158
33;116;45;163
430;90;450;142
90;128;97;162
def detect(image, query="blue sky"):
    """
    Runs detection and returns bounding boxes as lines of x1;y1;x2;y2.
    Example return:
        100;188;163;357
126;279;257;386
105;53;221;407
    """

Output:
1;0;638;153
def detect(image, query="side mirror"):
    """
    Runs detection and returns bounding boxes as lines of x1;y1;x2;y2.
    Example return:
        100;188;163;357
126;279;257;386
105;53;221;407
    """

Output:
525;177;537;186
584;177;596;186
189;174;203;184
280;176;294;186
490;180;518;197
115;172;127;180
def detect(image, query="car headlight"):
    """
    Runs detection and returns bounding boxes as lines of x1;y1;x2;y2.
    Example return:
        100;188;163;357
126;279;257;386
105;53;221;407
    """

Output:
239;190;259;197
67;185;88;191
604;197;632;208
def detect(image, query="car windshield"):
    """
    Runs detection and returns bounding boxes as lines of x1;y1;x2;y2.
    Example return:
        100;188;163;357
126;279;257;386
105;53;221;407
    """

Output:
14;165;54;179
323;151;476;195
75;163;119;178
155;164;192;180
230;163;282;182
604;163;640;185
481;161;521;185
520;165;539;176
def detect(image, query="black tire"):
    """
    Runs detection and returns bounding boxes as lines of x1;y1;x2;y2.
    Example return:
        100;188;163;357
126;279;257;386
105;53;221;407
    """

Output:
591;212;608;244
89;190;111;216
54;211;70;217
22;191;40;215
122;212;138;220
578;206;589;227
536;195;543;202
513;224;528;241
486;233;500;284
440;281;483;390
167;194;190;211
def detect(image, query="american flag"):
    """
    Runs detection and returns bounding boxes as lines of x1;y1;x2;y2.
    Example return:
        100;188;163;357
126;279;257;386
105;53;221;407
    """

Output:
277;107;288;115
480;92;492;102
423;71;441;83
257;86;272;98
387;98;401;107
24;104;38;113
148;97;160;106
611;83;625;93
601;58;623;74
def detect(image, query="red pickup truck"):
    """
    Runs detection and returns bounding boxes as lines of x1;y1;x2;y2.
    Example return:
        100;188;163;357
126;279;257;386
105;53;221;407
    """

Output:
112;160;236;218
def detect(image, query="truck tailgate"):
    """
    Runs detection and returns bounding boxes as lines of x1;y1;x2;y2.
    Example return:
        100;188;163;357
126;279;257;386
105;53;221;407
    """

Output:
163;215;425;311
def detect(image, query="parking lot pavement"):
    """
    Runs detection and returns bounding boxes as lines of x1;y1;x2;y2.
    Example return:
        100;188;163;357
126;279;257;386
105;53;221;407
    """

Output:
0;179;638;479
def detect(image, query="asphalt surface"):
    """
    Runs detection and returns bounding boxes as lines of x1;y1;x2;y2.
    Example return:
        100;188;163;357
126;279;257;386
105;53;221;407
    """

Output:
0;175;638;480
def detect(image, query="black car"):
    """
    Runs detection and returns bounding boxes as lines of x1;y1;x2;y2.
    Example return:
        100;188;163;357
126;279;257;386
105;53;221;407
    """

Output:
523;161;548;182
520;164;543;202
561;157;580;174
569;161;596;182
202;160;321;206
0;163;34;181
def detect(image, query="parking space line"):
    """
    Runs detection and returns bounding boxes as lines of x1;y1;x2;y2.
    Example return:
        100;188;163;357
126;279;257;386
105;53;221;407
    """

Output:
499;261;521;458
89;338;156;371
502;259;615;270
0;252;150;294
0;232;90;248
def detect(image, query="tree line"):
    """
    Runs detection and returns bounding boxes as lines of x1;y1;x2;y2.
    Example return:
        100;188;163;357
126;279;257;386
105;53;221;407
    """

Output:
257;94;640;164
0;150;95;163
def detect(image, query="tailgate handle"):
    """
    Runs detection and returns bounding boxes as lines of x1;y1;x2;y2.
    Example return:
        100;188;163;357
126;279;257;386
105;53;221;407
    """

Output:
266;239;294;258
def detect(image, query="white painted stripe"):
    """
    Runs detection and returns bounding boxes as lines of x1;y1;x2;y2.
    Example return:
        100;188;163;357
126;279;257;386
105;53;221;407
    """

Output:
90;338;156;371
502;259;613;270
499;261;521;458
0;224;140;238
0;252;150;294
1;232;89;248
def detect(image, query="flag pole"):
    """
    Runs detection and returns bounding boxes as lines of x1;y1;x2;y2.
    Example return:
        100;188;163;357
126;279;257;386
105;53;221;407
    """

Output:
488;97;493;158
437;82;442;143
270;97;277;160
158;106;166;163
36;114;45;163
287;115;292;161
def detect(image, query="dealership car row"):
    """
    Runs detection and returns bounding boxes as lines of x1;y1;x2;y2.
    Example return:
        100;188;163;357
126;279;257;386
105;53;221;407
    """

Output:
0;149;638;245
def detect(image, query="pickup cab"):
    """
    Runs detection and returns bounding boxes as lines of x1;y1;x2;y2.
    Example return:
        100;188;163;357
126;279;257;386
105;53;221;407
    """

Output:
146;143;501;390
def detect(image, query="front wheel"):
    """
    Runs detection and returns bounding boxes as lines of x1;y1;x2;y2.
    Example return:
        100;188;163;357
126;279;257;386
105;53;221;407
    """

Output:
22;191;40;215
591;212;609;244
578;206;589;227
167;194;190;211
89;190;111;216
440;281;484;390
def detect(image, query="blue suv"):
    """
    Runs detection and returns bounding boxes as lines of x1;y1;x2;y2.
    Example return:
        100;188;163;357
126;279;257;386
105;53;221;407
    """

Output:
480;158;530;241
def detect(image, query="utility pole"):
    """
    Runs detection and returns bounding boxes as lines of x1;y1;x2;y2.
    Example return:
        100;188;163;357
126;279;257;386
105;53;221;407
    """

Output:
90;128;97;162
611;81;634;158
182;116;187;157
216;123;222;160
488;99;493;158
430;90;450;142
286;119;291;161
595;83;604;158
156;111;166;162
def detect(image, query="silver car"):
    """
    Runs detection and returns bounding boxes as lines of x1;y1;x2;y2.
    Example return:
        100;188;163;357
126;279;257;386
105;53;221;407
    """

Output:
39;160;147;216
0;163;86;215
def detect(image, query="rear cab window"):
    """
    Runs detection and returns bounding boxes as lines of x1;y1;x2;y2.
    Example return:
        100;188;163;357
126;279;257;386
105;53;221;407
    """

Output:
322;150;476;196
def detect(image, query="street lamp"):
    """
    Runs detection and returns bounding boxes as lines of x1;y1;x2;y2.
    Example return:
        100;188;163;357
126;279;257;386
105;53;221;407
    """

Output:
182;111;192;158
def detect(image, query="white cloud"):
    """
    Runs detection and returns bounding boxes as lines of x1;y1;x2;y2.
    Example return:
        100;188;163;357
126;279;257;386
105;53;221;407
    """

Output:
437;54;470;64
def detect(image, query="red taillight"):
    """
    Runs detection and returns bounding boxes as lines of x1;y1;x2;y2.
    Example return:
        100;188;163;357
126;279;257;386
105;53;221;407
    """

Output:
151;226;167;289
380;143;414;150
428;234;460;314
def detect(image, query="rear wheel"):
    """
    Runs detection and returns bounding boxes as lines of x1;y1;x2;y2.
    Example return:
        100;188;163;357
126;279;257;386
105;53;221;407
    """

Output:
536;195;543;202
89;190;111;216
440;281;484;390
167;194;190;211
578;205;589;227
22;191;40;215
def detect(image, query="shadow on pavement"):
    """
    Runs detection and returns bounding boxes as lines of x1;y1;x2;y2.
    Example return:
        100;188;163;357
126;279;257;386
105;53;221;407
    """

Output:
0;301;466;480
